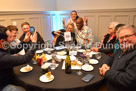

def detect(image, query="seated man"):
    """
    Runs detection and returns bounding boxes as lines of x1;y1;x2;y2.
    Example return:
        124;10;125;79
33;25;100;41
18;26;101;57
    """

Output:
0;25;37;91
75;17;93;47
52;23;77;47
99;25;136;91
7;25;25;55
19;22;44;52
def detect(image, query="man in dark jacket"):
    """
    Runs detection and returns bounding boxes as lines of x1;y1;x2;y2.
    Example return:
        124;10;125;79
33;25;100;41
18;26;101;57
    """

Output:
99;25;136;91
19;22;44;52
0;25;37;91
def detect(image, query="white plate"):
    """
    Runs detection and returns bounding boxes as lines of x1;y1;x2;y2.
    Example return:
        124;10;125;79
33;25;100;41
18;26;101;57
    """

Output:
46;54;52;61
44;48;54;51
57;51;66;56
39;74;54;82
77;49;85;52
62;60;81;70
20;66;33;73
89;59;99;64
82;64;94;71
36;50;43;54
90;51;99;55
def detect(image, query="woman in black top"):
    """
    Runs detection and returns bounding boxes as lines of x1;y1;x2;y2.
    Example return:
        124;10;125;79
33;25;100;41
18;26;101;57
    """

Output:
91;22;119;55
52;23;77;47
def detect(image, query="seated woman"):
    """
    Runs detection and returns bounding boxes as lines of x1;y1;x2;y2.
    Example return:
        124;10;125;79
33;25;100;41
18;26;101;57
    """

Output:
52;23;77;47
91;22;119;55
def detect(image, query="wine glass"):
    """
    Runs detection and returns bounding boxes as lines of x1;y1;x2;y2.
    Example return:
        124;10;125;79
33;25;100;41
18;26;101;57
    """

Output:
77;57;83;75
95;52;101;59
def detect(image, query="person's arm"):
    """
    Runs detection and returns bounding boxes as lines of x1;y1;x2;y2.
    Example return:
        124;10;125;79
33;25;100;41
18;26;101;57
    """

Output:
0;43;36;69
9;41;27;54
99;48;114;54
104;56;136;88
37;32;45;44
63;19;71;28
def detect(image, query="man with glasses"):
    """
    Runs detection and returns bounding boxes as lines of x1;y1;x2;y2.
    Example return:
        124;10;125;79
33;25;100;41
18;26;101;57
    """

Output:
99;25;136;91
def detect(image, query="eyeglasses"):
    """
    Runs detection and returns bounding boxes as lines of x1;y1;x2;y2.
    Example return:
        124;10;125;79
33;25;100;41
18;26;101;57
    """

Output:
119;33;136;40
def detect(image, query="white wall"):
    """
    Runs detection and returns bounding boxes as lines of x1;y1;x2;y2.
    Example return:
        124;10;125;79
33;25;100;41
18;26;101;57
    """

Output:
56;0;136;10
0;0;56;11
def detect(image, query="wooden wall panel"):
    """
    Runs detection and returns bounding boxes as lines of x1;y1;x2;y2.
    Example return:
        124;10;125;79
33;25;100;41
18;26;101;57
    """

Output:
97;15;112;41
114;15;129;24
0;18;7;26
42;16;52;42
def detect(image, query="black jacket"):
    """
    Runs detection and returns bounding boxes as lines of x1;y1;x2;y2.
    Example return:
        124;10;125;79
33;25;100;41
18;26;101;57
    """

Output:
0;42;36;90
99;34;117;54
104;46;136;91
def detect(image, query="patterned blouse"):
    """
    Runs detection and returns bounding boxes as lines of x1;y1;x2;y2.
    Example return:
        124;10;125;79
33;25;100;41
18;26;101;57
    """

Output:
75;26;93;46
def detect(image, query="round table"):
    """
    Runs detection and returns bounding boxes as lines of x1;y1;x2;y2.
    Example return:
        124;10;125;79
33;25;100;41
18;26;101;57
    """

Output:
13;51;108;91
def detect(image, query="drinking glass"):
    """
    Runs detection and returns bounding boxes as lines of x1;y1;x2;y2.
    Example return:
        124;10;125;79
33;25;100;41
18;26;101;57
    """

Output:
77;57;83;75
95;52;101;59
32;53;37;64
50;59;56;70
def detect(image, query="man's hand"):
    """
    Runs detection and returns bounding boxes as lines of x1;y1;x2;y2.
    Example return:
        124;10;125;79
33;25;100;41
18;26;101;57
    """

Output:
30;30;37;43
23;32;30;42
62;18;65;24
91;47;98;52
99;64;110;76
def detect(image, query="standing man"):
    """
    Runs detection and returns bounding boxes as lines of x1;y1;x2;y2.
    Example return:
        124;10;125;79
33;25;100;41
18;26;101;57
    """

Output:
99;25;136;91
19;22;44;52
75;17;93;47
0;25;37;91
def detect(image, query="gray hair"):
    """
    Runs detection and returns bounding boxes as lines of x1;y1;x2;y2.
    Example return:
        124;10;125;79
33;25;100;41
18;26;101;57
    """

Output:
116;25;136;38
109;22;119;30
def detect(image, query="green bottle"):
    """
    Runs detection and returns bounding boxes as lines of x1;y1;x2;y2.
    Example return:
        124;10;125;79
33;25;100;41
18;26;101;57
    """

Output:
65;49;71;74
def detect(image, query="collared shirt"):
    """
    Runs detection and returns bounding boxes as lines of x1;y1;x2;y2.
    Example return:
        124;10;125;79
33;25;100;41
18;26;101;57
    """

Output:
75;26;93;46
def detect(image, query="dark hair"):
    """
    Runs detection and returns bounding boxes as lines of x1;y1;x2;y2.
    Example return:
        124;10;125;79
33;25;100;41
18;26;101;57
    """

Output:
0;25;8;40
115;24;125;31
71;10;79;20
7;25;18;32
21;22;30;27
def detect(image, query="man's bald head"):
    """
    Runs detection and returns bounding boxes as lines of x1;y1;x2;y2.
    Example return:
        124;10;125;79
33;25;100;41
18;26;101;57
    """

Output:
76;17;84;30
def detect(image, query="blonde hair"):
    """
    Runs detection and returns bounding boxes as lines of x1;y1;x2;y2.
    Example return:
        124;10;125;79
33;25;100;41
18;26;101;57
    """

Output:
66;23;74;29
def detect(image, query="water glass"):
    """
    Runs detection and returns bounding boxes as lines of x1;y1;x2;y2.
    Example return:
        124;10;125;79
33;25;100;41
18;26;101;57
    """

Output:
95;52;101;59
50;63;56;70
77;57;83;75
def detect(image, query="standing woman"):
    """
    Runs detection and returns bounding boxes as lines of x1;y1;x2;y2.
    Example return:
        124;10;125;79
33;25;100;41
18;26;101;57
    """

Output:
62;10;88;31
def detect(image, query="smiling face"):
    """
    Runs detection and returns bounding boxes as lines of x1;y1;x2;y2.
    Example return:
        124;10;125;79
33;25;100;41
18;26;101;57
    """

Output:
71;11;77;21
22;24;30;34
76;18;84;30
118;28;136;52
66;24;74;33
